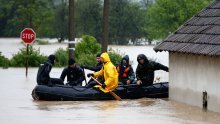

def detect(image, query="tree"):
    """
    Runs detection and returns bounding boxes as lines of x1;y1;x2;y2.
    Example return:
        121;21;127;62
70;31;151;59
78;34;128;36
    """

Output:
53;0;68;42
125;2;146;45
102;0;109;52
109;0;130;44
109;0;146;45
0;0;55;37
75;0;102;40
145;0;213;40
75;35;101;66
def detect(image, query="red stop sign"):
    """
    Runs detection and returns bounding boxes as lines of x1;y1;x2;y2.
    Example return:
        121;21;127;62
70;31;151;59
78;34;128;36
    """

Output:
20;28;36;45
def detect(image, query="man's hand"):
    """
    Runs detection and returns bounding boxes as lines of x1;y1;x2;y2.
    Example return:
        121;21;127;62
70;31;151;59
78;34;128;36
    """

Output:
102;83;106;89
126;80;131;85
136;80;142;85
87;73;94;78
164;67;169;72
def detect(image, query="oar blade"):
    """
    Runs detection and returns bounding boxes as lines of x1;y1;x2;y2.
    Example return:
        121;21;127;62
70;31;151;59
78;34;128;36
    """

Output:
109;91;122;101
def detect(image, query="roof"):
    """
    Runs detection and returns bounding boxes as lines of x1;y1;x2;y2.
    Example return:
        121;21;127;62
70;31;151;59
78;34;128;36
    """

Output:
154;0;220;56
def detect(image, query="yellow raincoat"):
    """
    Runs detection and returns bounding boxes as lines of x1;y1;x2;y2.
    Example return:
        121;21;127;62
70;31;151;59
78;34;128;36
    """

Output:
94;52;118;93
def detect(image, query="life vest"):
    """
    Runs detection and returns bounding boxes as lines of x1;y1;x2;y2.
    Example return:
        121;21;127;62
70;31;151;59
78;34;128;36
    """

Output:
117;66;130;78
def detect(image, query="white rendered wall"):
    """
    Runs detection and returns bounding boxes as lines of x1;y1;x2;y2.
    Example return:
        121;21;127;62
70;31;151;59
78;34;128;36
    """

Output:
169;52;220;113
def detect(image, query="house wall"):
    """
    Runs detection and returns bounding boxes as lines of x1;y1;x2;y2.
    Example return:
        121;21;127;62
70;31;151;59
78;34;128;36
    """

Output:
169;52;220;113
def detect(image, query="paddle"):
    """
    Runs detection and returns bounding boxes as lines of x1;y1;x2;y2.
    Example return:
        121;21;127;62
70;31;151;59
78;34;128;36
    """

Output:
91;76;122;100
82;68;88;85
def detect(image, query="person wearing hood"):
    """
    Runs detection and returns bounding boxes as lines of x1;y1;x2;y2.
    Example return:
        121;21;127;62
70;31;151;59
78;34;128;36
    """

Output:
136;54;169;86
60;58;85;86
87;52;118;93
37;54;64;85
116;55;135;85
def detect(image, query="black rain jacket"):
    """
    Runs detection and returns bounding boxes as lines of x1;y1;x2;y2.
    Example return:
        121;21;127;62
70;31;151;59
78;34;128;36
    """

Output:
60;65;85;86
136;54;168;85
36;60;52;85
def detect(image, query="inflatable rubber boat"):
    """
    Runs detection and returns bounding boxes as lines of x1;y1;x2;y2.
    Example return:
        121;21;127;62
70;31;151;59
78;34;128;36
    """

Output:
32;82;168;101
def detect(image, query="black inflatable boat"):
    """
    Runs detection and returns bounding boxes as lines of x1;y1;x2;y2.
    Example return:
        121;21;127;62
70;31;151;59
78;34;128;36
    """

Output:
32;82;168;101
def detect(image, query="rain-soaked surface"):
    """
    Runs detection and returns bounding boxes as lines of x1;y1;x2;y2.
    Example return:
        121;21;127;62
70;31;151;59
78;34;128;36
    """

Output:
0;38;220;124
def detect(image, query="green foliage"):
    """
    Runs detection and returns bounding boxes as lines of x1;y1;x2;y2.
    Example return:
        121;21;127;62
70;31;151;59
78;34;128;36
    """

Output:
1;0;148;45
76;53;98;66
9;46;68;67
109;0;146;45
51;35;123;67
75;0;102;40
3;35;123;68
125;2;146;44
0;0;55;37
108;49;123;65
0;52;9;68
53;0;68;42
54;48;68;67
10;46;47;67
145;0;213;40
75;35;101;66
0;0;146;45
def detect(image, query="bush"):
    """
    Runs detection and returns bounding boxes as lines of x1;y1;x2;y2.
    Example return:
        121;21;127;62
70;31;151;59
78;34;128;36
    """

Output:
10;46;47;67
75;35;101;66
108;48;123;65
74;35;123;66
8;35;123;67
54;48;68;67
0;52;9;68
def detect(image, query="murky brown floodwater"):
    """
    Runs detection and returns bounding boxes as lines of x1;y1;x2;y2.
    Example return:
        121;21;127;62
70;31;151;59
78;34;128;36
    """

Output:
0;38;220;124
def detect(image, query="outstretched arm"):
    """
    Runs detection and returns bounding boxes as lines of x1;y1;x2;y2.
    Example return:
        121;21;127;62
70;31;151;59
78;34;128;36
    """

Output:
85;65;102;72
154;62;169;72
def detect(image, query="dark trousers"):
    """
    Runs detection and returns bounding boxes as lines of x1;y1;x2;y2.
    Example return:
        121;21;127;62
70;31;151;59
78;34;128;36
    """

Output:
49;78;64;85
140;79;153;86
66;81;82;86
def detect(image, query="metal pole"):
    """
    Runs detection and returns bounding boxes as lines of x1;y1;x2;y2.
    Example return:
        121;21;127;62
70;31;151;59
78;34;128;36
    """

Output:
26;44;29;77
69;0;75;59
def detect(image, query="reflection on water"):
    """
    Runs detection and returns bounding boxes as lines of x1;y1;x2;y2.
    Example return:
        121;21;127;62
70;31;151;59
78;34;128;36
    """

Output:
0;39;220;123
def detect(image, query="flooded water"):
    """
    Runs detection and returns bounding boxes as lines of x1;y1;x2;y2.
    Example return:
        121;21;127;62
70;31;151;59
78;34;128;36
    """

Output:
0;38;220;124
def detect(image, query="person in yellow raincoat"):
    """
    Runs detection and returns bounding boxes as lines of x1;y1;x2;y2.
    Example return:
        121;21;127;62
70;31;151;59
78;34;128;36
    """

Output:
87;52;118;93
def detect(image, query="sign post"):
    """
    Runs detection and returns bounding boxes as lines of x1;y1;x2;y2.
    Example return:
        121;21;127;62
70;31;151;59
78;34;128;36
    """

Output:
20;28;36;77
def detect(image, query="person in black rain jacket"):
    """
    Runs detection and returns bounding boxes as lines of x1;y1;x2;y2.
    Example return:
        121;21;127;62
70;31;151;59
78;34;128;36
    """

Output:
136;54;169;86
37;54;64;85
60;58;84;86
